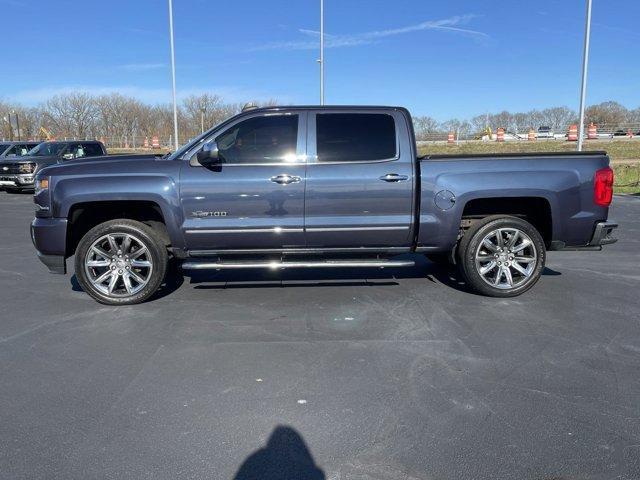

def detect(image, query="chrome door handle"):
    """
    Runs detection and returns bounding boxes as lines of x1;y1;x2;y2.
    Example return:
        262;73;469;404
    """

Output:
270;174;301;185
379;173;409;182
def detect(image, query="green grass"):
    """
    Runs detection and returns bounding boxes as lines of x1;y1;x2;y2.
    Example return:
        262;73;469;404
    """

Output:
612;164;640;194
417;139;640;162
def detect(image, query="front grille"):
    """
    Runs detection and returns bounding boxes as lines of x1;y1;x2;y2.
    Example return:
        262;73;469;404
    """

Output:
0;164;23;174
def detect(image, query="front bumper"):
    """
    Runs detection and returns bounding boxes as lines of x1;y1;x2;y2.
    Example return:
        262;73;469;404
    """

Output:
31;218;68;274
0;174;35;188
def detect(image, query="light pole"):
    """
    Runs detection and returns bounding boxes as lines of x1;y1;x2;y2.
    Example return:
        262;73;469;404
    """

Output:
319;0;325;105
577;0;593;152
200;107;205;134
168;0;179;150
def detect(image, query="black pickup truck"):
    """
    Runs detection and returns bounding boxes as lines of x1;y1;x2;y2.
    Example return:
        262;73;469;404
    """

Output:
1;140;106;192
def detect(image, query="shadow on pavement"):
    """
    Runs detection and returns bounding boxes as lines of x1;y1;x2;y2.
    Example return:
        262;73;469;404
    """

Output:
233;426;324;480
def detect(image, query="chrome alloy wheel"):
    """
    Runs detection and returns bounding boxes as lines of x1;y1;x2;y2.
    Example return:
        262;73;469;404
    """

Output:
84;233;153;297
474;228;537;290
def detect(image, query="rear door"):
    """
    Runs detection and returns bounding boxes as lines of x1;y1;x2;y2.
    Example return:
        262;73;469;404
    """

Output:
304;109;415;248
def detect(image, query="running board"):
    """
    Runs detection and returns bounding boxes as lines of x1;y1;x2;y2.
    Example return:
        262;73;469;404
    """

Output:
181;259;415;270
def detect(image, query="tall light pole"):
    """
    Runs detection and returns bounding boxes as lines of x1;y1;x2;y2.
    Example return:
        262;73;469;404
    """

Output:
577;0;593;152
168;0;179;150
319;0;325;105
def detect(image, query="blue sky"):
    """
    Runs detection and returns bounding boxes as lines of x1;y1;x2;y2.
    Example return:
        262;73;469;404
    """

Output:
3;0;638;120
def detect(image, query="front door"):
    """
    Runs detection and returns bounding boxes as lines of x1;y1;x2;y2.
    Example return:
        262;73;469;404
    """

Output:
180;112;307;251
304;110;415;248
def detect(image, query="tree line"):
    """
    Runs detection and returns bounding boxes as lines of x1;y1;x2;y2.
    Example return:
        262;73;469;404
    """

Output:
413;101;640;140
1;93;638;145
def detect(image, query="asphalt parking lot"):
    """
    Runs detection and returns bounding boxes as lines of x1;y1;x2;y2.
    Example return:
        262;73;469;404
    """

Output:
1;191;639;480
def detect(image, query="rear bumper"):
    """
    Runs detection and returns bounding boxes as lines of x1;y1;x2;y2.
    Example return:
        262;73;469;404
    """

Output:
549;221;618;251
31;218;67;274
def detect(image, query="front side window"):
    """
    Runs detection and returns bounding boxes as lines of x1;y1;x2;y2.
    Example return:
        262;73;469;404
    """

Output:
214;114;298;164
316;113;396;162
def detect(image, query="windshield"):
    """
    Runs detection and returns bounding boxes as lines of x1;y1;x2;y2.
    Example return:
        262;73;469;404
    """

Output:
0;145;10;155
27;142;67;157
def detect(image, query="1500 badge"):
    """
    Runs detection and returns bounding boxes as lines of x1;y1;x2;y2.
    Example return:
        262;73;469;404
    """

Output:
192;211;228;218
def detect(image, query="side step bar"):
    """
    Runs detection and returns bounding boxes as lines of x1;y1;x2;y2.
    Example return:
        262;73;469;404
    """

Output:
181;259;415;270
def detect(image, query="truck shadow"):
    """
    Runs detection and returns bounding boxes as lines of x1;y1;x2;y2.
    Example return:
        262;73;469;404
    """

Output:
70;256;561;300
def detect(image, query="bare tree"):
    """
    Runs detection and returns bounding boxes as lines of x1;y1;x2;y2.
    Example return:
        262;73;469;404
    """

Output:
44;93;98;138
585;101;629;128
412;116;440;140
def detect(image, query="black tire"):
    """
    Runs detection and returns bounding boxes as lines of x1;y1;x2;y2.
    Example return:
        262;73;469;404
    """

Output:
75;219;168;305
456;215;546;297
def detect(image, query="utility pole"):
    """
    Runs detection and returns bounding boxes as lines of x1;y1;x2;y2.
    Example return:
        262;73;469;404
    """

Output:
577;0;593;152
319;0;325;105
200;107;205;134
168;0;179;150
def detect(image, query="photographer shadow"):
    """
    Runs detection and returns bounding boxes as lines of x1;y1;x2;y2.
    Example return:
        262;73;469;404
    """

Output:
234;426;324;480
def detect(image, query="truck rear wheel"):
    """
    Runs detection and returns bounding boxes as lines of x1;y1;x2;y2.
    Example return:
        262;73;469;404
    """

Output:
456;215;545;297
74;219;168;305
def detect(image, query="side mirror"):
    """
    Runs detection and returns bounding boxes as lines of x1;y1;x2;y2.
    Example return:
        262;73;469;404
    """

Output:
192;141;220;166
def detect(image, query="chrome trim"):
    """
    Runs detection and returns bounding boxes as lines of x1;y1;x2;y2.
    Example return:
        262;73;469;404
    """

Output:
305;226;408;232
185;227;304;234
188;246;411;256
182;259;416;270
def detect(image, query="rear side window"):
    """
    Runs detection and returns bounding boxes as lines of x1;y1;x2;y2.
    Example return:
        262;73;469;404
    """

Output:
82;143;104;157
316;113;396;162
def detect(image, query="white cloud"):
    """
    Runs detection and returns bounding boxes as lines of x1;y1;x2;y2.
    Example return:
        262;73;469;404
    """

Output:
249;14;488;51
10;85;294;105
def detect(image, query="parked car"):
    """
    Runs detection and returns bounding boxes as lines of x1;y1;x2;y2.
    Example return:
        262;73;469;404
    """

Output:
537;126;554;139
0;140;106;192
0;141;40;158
31;106;617;305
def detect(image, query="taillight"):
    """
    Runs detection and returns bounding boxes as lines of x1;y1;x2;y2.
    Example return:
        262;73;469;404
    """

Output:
594;167;614;207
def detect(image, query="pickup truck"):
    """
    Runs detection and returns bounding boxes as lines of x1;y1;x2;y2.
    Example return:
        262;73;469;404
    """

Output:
31;106;618;305
1;140;106;192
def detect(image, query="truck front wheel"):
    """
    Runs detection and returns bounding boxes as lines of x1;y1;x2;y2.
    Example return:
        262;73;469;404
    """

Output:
74;219;168;305
457;215;546;297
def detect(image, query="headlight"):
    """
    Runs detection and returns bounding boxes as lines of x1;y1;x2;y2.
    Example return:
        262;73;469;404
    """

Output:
19;163;36;174
35;177;49;194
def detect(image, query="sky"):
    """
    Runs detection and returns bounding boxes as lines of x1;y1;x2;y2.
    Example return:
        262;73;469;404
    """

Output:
2;0;639;121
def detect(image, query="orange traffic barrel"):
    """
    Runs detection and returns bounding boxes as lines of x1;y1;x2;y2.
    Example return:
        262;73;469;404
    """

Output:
528;129;536;141
587;123;597;140
447;132;455;144
144;137;149;148
496;127;505;142
151;136;160;149
567;124;578;141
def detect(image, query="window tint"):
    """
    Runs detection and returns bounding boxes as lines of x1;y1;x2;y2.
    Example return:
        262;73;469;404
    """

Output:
215;114;298;164
82;143;104;157
316;113;396;162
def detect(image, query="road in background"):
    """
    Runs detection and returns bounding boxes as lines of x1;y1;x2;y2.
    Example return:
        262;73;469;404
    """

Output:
0;192;639;479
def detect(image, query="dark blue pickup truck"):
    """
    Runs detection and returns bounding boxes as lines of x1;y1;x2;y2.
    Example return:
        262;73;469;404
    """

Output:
31;106;617;305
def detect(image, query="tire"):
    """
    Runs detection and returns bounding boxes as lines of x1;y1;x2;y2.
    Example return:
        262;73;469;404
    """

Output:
456;215;545;297
74;219;168;305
